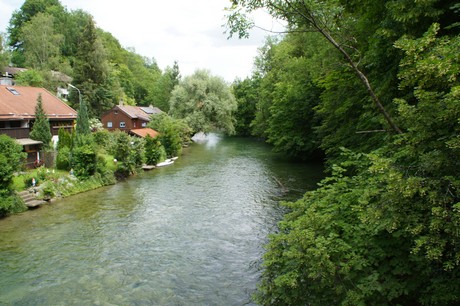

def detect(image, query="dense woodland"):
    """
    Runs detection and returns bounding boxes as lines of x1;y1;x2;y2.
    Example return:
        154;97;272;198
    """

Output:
229;1;460;305
1;0;460;304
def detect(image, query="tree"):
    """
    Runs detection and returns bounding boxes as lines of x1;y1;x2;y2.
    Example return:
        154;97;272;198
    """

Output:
0;135;27;217
254;21;460;306
14;69;44;87
20;12;62;70
226;0;402;134
0;135;26;189
149;61;181;112
144;135;166;165
7;0;64;67
169;70;237;135
29;93;52;150
232;77;259;136
0;33;10;68
75;99;91;136
71;16;113;117
148;113;190;158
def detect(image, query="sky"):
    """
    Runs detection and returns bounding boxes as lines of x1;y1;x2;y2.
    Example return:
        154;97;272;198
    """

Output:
0;0;285;82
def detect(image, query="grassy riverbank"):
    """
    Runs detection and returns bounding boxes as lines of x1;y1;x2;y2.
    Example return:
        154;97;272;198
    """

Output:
9;158;118;215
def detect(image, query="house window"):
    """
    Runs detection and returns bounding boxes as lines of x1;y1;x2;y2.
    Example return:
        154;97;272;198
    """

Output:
107;121;113;128
120;122;126;128
142;122;147;127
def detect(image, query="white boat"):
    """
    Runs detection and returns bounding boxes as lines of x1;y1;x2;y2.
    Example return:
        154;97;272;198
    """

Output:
170;156;179;161
156;159;174;167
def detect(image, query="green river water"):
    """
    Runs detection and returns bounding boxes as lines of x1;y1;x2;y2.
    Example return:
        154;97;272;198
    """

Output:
0;135;323;305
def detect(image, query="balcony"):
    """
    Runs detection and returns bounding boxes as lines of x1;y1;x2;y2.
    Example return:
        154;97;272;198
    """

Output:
0;128;30;139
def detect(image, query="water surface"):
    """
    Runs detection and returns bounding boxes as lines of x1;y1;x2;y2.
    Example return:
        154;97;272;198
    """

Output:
0;135;323;305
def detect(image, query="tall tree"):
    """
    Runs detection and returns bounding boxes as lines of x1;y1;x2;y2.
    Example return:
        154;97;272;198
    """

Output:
7;0;64;66
148;61;181;111
226;0;402;134
29;93;52;150
169;70;237;135
75;99;91;136
0;33;10;68
20;12;62;70
232;77;259;136
71;16;113;117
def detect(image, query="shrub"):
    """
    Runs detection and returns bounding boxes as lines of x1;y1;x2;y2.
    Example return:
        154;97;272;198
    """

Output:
56;146;71;170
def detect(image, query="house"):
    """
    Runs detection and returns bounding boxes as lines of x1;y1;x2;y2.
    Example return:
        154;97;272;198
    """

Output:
0;85;77;167
101;105;162;132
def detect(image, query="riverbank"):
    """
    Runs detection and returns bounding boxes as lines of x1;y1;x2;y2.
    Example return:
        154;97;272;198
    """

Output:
9;166;117;215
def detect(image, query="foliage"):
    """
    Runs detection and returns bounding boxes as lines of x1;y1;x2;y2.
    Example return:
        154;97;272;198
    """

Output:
7;0;64;66
0;33;10;68
148;113;189;157
19;12;62;70
169;69;237;135
256;149;460;305
144;135;166;165
29;93;52;150
232;77;259;136
71;16;114;117
0;190;27;218
14;69;45;87
57;128;72;150
75;99;91;136
71;142;97;179
148;61;181;112
112;131;145;177
56;145;70;170
0;135;26;190
0;135;27;217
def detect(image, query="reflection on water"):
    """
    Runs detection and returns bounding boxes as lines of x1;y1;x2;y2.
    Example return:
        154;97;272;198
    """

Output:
0;135;323;305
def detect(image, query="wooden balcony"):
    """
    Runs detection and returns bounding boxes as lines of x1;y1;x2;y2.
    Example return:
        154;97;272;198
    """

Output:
0;128;30;139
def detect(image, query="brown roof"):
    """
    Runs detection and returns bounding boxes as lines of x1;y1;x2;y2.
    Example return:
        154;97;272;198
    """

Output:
4;67;27;76
130;128;159;138
0;85;77;120
115;105;162;121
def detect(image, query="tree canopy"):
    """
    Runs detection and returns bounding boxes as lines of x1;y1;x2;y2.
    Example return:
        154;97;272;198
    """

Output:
229;1;460;305
169;70;237;135
29;93;52;149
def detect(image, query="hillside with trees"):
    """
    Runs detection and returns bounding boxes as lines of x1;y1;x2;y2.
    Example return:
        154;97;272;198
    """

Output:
2;0;179;117
228;0;460;305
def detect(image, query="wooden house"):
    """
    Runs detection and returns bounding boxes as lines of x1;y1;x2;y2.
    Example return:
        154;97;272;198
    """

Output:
0;85;77;167
101;105;162;132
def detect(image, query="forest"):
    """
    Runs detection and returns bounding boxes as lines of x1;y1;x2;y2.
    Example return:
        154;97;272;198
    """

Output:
229;1;460;305
1;0;460;304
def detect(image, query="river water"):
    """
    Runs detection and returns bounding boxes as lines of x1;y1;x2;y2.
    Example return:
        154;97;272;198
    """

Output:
0;135;323;305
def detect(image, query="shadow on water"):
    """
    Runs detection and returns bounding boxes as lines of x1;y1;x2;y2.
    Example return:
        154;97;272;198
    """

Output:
0;134;323;305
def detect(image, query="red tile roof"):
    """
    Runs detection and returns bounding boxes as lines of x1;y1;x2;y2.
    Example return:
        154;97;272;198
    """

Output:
0;85;77;120
130;128;159;138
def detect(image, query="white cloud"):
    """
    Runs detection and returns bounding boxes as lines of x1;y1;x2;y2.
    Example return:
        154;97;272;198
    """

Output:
1;0;285;81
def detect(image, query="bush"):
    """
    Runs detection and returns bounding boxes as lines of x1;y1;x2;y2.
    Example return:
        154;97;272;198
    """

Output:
0;135;26;189
0;190;27;218
56;146;71;170
145;135;166;165
72;144;97;178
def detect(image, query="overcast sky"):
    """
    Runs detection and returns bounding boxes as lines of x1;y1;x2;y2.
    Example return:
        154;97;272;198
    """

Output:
0;0;284;81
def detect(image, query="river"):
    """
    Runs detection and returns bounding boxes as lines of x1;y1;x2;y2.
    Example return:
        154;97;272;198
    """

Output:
0;135;323;305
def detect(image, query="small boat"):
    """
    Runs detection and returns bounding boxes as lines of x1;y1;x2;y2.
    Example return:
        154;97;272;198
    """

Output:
171;156;179;161
156;159;174;167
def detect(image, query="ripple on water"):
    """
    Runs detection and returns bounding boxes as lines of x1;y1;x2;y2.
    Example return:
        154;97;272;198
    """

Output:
0;135;323;305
